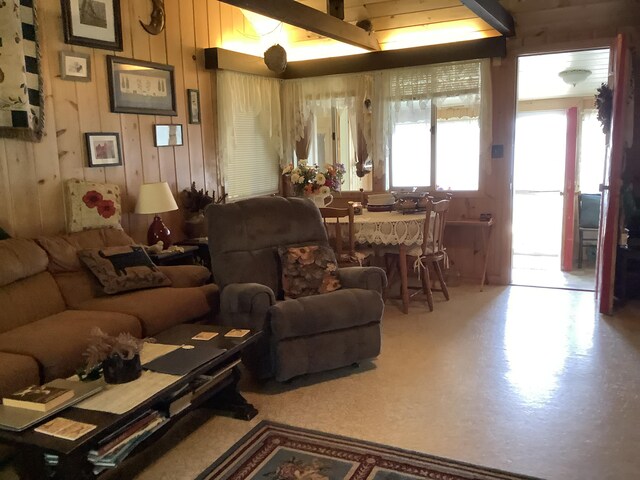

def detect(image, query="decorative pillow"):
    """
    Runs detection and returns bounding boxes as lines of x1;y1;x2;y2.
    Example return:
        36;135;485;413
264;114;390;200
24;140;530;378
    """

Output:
65;179;122;233
278;245;341;299
78;245;171;294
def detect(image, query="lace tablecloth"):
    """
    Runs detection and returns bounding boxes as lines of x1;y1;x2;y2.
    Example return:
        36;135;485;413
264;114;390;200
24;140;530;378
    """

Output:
352;211;426;246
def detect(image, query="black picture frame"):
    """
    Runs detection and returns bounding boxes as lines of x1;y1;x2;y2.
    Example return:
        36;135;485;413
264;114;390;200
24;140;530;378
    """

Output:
85;132;123;167
154;124;183;147
107;56;177;116
187;89;201;124
61;0;123;51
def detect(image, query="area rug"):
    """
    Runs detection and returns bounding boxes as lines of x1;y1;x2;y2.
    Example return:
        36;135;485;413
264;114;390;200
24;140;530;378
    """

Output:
197;421;540;480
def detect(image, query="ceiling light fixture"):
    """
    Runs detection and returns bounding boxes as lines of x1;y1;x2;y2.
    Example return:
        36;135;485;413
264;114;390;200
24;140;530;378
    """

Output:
558;68;592;86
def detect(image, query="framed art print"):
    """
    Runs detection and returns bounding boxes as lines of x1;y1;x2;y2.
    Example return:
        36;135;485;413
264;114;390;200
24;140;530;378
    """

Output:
85;132;122;167
187;89;200;124
61;0;123;51
107;56;177;116
154;124;183;147
60;51;91;81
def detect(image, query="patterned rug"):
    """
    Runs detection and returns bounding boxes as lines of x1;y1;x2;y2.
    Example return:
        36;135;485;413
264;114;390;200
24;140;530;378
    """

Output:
197;421;540;480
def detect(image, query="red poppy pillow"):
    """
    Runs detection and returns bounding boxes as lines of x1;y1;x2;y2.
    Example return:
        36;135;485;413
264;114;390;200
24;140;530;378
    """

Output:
65;179;122;233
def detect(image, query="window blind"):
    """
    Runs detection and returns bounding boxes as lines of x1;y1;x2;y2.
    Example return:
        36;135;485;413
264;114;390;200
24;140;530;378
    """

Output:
226;112;280;201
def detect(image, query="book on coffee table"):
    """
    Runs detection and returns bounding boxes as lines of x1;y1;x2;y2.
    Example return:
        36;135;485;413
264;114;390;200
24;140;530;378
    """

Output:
34;417;96;441
2;385;74;412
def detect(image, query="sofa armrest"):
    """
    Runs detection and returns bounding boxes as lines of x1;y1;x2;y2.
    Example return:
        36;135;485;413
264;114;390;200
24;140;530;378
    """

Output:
157;265;210;288
337;266;387;294
219;283;276;331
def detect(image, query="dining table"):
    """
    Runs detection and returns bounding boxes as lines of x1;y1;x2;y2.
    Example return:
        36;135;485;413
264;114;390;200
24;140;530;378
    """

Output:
331;209;494;313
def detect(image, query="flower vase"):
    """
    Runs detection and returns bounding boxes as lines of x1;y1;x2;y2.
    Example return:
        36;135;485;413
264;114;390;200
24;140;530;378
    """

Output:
185;212;207;239
102;353;142;384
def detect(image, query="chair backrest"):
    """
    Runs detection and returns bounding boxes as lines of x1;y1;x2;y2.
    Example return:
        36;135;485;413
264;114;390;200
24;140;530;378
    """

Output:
421;198;450;257
579;193;601;229
205;196;329;295
319;205;355;259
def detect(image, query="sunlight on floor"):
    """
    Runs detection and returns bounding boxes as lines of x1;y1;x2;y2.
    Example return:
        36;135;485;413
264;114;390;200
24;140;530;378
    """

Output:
511;253;596;291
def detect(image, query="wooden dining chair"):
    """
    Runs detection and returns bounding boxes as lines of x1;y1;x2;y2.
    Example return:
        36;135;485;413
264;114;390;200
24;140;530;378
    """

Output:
319;205;367;267
385;197;450;311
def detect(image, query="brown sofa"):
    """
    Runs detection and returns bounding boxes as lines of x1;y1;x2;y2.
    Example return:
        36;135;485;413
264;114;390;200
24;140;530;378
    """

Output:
0;228;219;398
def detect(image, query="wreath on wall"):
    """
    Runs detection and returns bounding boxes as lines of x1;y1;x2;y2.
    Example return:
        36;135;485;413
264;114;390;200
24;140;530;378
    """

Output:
595;83;613;134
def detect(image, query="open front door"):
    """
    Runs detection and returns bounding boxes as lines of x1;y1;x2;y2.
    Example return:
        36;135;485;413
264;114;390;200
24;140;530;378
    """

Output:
596;34;632;314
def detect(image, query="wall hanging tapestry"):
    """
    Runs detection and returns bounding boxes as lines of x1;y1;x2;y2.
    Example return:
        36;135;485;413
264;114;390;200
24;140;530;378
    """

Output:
0;0;44;141
197;421;541;480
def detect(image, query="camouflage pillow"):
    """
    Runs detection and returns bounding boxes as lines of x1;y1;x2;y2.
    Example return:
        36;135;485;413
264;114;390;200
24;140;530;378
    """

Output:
78;245;171;294
278;245;341;299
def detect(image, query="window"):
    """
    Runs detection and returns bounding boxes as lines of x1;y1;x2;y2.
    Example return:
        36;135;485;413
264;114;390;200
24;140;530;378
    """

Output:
226;112;280;201
385;60;486;192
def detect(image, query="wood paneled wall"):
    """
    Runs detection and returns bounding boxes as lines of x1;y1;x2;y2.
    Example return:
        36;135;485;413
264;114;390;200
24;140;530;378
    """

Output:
0;0;224;243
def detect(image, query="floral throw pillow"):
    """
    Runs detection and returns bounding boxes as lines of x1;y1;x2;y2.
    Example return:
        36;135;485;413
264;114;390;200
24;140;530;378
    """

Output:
78;245;171;294
278;245;341;299
65;179;122;233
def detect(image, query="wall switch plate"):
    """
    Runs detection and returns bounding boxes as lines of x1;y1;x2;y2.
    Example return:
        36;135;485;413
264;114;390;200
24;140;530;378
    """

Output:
491;144;504;158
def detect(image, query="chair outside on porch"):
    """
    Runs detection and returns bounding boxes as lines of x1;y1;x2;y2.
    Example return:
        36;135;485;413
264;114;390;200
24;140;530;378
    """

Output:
578;193;601;268
385;197;451;311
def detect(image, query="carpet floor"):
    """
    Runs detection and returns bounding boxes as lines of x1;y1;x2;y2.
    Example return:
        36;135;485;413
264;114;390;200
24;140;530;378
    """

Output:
197;421;540;480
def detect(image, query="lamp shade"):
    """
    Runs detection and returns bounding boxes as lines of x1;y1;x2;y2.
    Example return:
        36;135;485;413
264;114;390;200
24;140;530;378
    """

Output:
135;182;179;215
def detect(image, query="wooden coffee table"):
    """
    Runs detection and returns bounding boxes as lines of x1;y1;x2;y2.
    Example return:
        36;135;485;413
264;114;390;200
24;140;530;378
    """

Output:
0;324;261;479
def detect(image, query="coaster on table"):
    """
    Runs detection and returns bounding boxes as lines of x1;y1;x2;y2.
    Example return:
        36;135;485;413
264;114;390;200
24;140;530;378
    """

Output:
191;331;218;341
224;329;250;338
35;417;96;441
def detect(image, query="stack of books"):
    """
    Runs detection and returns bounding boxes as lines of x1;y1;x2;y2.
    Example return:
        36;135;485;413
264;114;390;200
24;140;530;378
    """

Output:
87;410;167;470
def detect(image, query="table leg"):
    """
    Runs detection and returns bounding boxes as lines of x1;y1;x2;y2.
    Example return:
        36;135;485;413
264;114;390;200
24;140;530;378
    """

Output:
480;225;493;291
399;244;409;314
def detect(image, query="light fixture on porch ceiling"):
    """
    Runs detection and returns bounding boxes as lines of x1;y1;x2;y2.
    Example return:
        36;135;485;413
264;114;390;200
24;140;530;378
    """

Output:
558;68;592;86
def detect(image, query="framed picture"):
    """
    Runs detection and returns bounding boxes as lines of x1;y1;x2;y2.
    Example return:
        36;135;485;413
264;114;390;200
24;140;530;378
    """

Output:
85;132;123;167
107;56;177;116
61;0;123;51
59;51;91;81
154;124;183;147
187;89;200;124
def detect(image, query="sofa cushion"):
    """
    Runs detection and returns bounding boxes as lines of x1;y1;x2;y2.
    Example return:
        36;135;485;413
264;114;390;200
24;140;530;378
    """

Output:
64;179;122;233
0;310;142;382
278;245;341;299
74;285;215;336
0;272;67;334
78;245;171;294
38;228;135;274
0;352;41;398
0;238;49;287
269;288;384;341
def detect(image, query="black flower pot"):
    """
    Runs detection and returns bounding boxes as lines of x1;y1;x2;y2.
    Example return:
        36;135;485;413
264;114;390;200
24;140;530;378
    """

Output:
102;353;142;384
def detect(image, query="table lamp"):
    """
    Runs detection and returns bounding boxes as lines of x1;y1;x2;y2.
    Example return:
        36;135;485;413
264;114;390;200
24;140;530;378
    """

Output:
135;182;179;248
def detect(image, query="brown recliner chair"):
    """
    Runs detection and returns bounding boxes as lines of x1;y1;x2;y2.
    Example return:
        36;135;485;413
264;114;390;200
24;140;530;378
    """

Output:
205;196;387;382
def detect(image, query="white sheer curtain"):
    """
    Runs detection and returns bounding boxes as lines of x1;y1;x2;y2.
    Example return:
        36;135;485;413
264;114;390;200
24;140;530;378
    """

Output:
281;73;372;167
217;71;283;187
371;59;492;180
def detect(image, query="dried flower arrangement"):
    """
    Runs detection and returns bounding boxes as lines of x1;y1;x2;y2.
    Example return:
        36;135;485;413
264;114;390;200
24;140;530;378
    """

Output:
77;327;154;381
595;83;613;134
181;182;226;215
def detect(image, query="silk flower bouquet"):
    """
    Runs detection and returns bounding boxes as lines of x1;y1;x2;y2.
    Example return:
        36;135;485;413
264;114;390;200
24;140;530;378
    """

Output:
283;161;345;196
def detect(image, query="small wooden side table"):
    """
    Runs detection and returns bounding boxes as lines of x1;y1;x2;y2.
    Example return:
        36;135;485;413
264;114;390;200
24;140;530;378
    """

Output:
177;238;211;271
148;245;199;267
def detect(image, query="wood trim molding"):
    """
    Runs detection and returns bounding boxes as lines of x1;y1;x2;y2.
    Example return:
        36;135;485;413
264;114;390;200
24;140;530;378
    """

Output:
204;37;507;79
217;0;380;51
460;0;515;37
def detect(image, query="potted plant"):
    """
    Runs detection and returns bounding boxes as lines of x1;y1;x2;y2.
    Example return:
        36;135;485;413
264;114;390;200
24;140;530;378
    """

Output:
78;328;153;384
181;182;226;238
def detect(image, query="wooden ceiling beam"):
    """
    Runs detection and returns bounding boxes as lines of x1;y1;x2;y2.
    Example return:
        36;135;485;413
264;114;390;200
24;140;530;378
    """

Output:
460;0;515;36
217;0;380;51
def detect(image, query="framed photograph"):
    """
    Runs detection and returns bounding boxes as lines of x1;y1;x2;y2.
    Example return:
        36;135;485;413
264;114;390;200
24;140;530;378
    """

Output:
85;132;123;167
61;0;123;51
154;124;183;147
59;51;91;81
187;89;200;124
107;56;176;116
